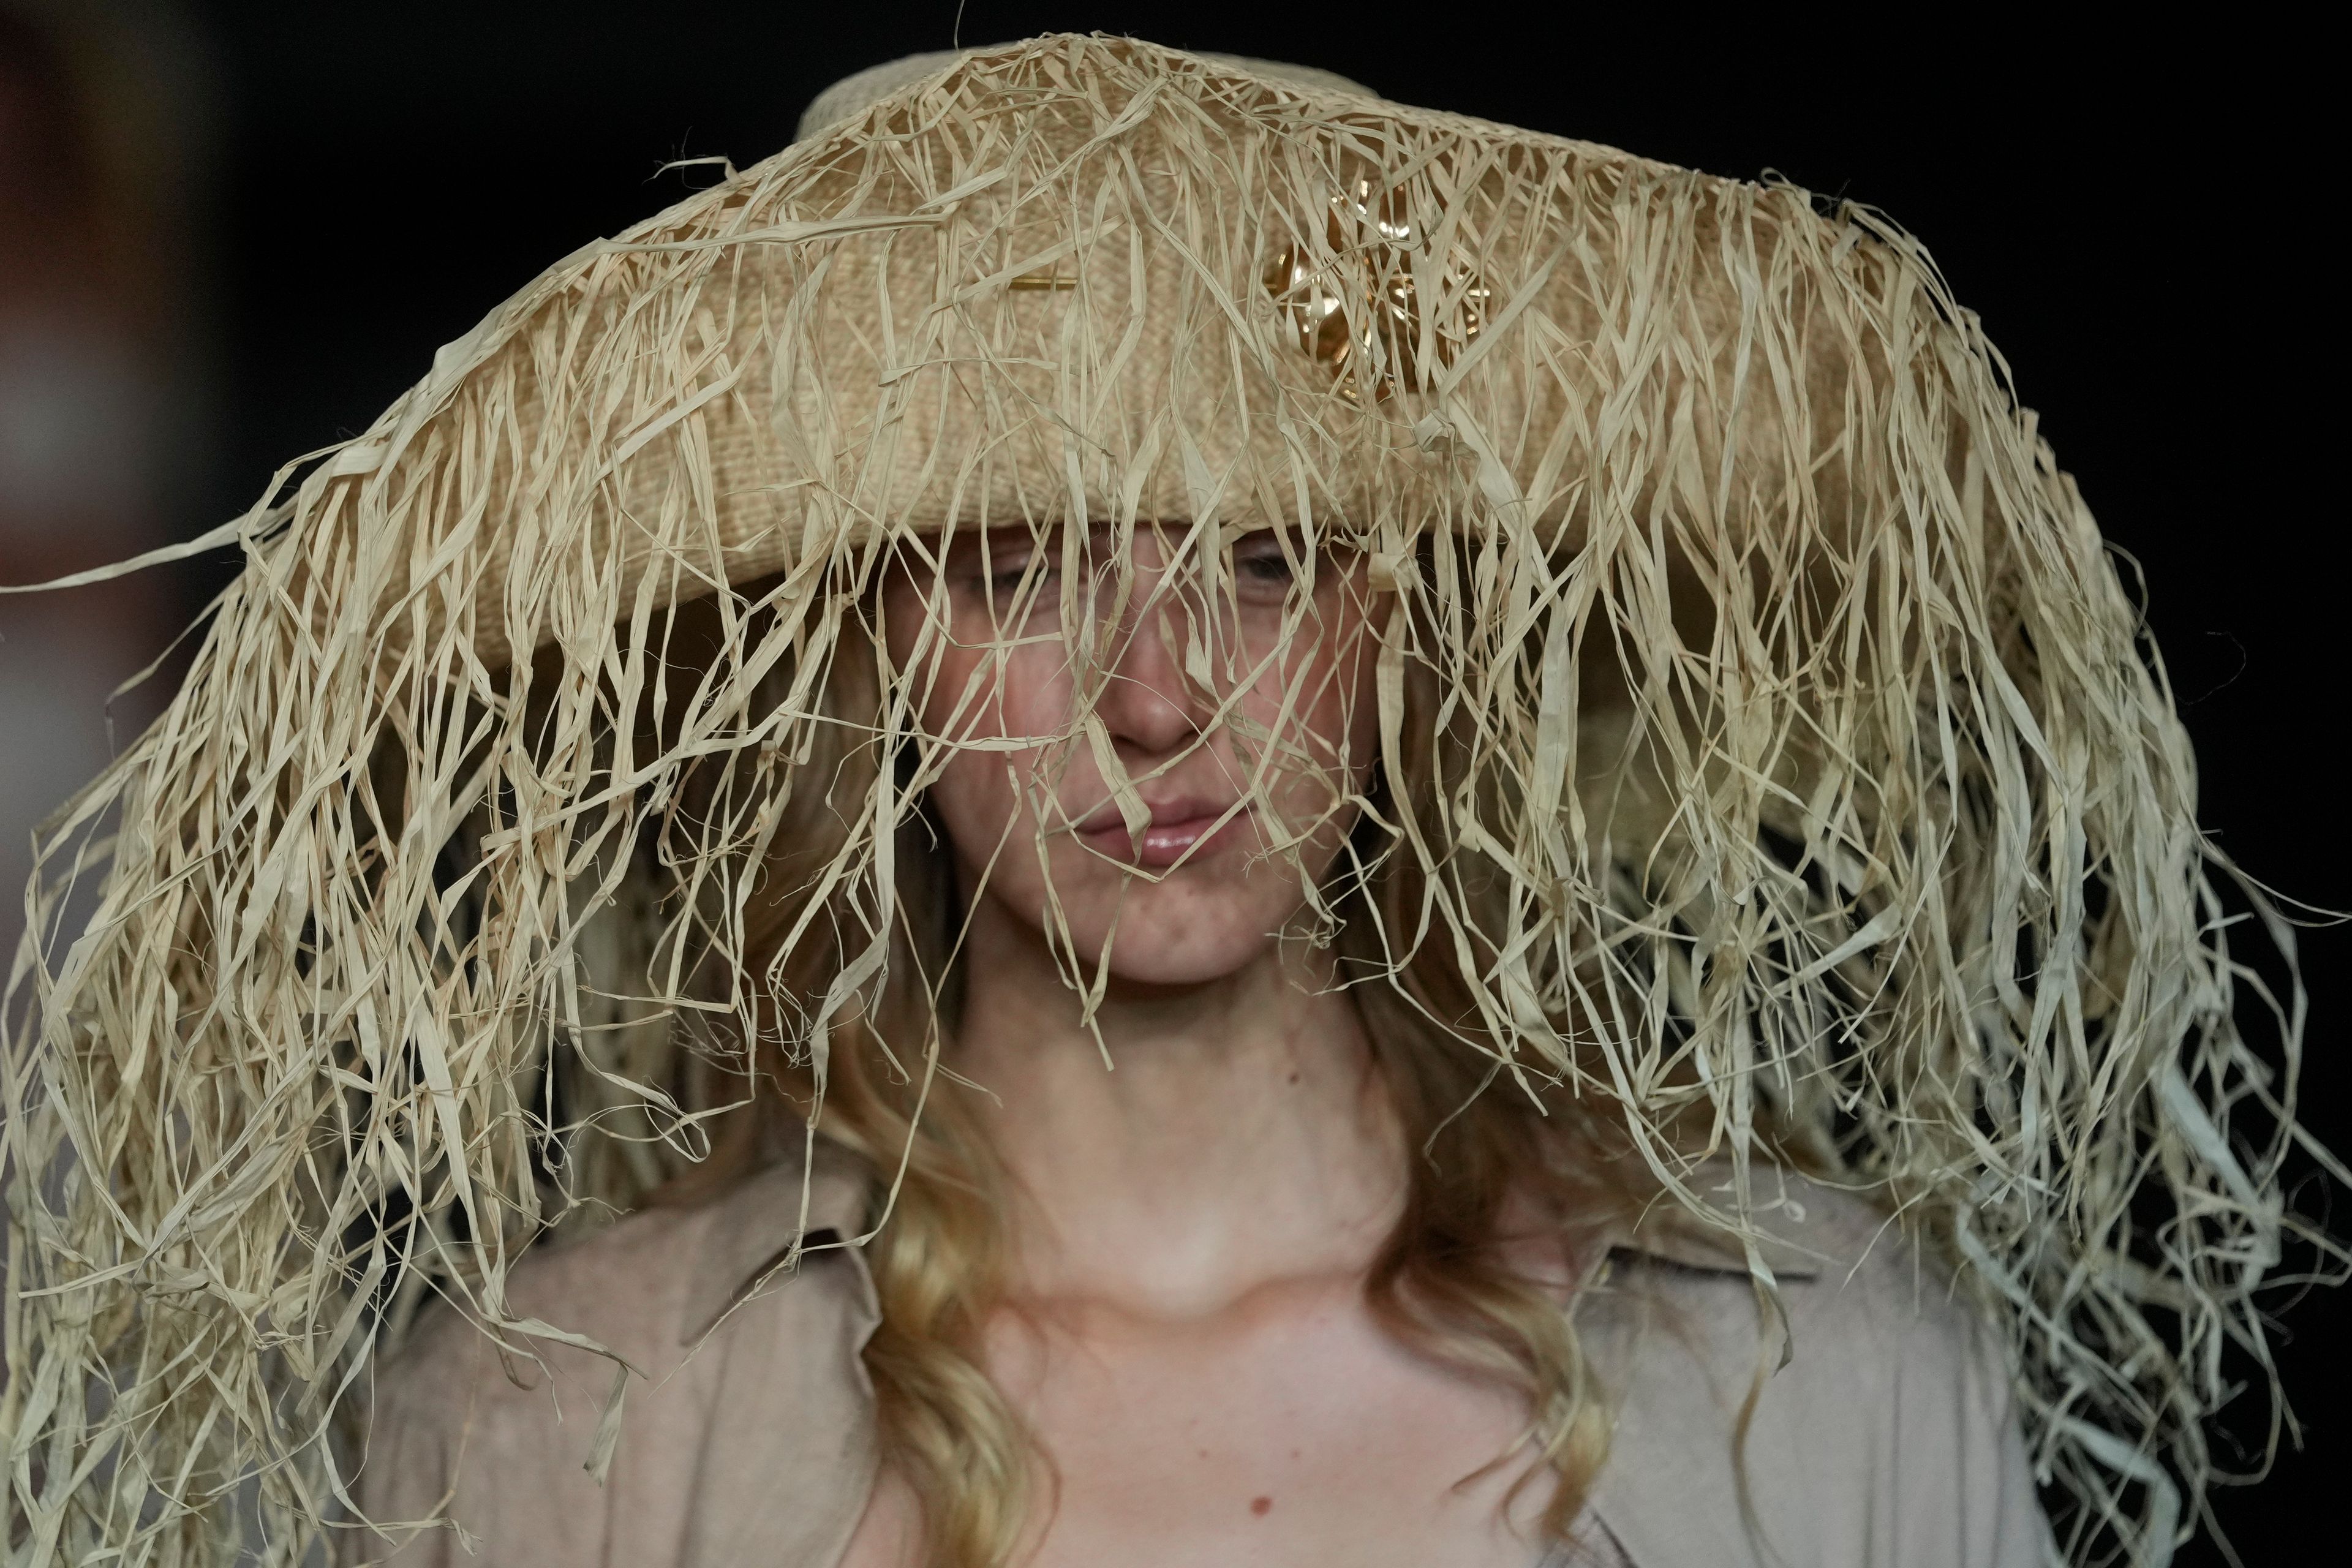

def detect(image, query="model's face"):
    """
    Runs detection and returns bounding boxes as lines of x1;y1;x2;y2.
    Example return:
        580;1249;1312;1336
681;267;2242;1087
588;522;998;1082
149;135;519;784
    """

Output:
879;523;1381;987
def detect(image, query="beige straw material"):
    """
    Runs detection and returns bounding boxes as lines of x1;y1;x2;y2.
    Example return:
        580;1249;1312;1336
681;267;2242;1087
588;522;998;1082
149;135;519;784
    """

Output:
792;44;1379;140
2;32;2336;1567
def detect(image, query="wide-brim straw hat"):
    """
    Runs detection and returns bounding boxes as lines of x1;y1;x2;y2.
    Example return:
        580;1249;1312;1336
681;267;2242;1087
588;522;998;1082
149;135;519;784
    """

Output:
1;33;2322;1567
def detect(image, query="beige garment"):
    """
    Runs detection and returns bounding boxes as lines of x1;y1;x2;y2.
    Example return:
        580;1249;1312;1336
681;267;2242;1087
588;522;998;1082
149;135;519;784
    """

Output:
346;1155;2052;1568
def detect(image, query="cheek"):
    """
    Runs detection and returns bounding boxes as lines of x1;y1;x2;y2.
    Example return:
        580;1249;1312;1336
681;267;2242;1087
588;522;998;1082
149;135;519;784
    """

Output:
1329;617;1381;764
1257;600;1381;779
911;625;1074;873
927;746;1018;876
912;609;1072;745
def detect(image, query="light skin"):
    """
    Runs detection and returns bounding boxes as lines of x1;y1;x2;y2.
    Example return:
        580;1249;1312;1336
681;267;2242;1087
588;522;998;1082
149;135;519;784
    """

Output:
839;524;1558;1568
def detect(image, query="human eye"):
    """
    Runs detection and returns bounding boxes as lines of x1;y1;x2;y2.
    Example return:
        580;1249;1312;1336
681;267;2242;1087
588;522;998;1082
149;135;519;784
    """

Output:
971;545;1057;613
1229;530;1302;601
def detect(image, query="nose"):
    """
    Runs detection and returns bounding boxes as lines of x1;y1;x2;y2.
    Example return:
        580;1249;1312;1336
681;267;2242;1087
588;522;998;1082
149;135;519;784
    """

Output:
1096;560;1207;759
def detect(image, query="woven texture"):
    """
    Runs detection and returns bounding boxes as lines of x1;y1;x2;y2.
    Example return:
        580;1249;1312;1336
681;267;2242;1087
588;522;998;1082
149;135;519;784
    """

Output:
2;34;2329;1566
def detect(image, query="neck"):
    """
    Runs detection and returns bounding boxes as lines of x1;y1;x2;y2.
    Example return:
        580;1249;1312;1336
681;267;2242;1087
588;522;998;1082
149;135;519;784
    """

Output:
949;893;1406;1321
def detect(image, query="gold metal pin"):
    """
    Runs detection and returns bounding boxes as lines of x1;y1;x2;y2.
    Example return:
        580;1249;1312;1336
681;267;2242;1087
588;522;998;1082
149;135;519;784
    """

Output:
1264;178;1489;403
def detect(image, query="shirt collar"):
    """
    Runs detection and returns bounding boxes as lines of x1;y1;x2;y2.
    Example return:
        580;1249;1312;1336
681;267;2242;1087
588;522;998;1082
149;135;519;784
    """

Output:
1600;1198;1825;1281
681;1136;873;1342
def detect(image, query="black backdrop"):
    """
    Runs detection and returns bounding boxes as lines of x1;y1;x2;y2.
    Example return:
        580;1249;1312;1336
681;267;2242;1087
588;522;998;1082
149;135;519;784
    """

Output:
184;4;2340;1559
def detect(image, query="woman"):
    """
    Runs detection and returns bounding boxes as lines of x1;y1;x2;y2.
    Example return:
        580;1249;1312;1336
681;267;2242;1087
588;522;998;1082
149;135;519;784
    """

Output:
1;37;2310;1568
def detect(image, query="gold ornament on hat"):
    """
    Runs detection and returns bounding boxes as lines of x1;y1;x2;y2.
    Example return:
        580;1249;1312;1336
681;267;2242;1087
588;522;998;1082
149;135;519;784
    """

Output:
1263;179;1490;402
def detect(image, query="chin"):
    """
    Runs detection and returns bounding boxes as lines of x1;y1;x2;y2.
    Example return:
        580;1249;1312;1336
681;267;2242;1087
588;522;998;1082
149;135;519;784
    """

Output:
1005;864;1302;989
1101;923;1279;987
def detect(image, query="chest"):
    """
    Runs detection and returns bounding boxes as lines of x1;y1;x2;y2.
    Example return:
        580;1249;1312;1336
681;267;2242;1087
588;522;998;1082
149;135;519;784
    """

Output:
843;1284;1558;1568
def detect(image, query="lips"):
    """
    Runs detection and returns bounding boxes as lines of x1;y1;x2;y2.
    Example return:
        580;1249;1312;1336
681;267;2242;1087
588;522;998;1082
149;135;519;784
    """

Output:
1072;795;1248;869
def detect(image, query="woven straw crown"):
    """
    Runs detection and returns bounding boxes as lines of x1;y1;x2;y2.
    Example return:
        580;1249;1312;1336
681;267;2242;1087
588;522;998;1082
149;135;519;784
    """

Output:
342;34;1861;669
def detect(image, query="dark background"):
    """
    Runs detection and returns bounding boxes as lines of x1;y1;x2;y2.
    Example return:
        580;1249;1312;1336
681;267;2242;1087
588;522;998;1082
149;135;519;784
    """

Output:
18;2;2348;1560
